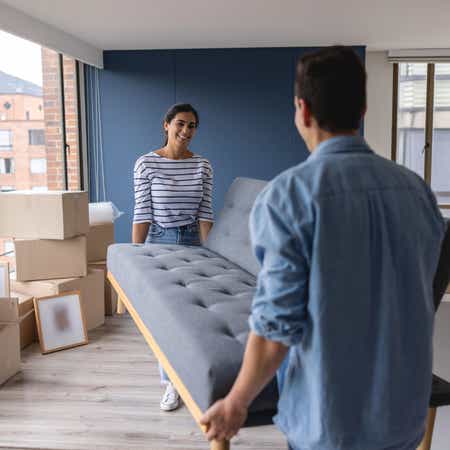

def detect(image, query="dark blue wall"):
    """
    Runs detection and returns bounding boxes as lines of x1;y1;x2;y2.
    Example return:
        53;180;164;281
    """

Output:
93;46;365;243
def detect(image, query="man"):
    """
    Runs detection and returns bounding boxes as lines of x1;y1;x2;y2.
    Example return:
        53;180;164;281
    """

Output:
200;46;446;450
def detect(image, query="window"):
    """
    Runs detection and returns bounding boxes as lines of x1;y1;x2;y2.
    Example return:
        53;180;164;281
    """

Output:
28;129;45;145
392;62;450;210
0;158;15;174
0;130;12;149
30;158;47;174
0;186;14;191
0;30;83;192
31;186;48;192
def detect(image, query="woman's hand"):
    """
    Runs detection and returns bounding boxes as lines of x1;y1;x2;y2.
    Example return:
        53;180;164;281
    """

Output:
199;220;213;243
132;222;150;243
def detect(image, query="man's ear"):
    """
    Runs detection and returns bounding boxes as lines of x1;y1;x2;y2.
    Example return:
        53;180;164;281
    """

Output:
299;98;312;128
361;105;368;119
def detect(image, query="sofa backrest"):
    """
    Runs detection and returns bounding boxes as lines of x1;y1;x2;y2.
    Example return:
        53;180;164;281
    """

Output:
204;177;267;276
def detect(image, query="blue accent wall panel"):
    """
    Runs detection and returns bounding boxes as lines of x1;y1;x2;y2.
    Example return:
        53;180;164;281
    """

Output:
99;51;175;243
95;46;365;243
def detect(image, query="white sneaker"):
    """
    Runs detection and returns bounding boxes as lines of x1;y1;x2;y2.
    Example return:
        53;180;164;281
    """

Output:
160;383;180;411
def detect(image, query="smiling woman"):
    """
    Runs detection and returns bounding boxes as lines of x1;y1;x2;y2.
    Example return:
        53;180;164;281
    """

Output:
131;103;215;411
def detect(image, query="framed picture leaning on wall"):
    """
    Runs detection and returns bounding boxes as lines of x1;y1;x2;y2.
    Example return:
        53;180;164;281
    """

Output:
34;291;88;354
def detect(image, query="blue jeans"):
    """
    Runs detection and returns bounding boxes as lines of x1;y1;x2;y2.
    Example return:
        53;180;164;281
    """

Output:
146;221;201;246
146;221;201;384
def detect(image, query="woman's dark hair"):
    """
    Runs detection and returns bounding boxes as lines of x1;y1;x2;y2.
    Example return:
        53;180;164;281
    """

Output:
163;103;199;145
295;46;366;132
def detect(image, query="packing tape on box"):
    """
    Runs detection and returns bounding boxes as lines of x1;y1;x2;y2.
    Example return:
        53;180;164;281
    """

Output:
89;202;124;225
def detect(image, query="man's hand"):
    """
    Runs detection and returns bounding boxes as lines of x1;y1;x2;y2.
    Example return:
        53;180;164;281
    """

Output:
200;396;248;441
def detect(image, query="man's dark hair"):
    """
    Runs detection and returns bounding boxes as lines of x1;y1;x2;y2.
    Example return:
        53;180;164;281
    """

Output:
295;46;367;132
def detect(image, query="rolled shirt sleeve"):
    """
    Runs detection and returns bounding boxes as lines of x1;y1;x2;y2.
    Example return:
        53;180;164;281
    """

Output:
133;158;153;224
198;160;214;222
248;182;313;347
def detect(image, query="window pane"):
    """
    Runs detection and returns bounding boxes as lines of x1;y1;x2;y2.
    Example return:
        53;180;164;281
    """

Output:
0;158;14;174
431;63;450;206
0;129;12;149
0;30;81;192
30;158;47;173
28;129;45;145
31;185;48;192
396;63;427;178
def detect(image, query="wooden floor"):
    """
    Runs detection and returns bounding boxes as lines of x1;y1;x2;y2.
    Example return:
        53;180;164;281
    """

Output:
0;314;286;450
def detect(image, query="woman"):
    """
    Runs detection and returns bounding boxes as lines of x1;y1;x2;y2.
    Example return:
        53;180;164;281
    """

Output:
132;103;214;411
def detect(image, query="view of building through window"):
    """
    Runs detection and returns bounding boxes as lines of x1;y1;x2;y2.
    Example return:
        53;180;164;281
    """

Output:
396;62;450;207
0;30;82;269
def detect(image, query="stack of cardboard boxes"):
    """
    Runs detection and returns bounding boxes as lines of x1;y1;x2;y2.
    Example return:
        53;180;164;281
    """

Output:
86;222;118;316
0;191;116;352
0;297;20;385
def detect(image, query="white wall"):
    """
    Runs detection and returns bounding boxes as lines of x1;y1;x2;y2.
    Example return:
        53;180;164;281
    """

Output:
365;51;393;159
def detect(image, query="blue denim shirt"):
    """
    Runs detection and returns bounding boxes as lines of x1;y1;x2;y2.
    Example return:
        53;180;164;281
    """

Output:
249;136;445;450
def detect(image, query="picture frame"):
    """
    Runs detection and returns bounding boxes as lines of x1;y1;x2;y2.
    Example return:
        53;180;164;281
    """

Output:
34;290;88;355
0;261;10;298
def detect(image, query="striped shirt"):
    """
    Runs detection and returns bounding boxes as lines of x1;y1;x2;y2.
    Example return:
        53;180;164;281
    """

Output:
133;151;214;228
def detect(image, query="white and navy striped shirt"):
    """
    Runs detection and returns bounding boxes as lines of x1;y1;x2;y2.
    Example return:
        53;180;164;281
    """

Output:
133;151;214;228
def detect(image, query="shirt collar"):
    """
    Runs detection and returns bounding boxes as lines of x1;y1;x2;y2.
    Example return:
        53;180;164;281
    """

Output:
309;135;374;159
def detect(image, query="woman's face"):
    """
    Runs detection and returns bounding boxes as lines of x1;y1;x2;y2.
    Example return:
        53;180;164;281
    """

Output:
164;112;198;148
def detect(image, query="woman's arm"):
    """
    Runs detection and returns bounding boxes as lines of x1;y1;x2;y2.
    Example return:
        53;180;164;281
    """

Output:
198;160;214;243
199;220;213;243
132;222;150;244
132;155;153;244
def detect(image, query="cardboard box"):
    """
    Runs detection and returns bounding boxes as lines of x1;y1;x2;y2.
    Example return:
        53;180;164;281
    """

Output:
11;292;37;349
0;190;89;239
11;269;105;331
14;236;88;281
88;261;118;315
0;297;20;386
87;223;114;262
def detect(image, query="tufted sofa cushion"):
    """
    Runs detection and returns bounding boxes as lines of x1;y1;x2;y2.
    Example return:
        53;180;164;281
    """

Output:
107;243;278;413
204;177;267;276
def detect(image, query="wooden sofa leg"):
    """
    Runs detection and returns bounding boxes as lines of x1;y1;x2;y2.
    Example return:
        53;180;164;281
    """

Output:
210;439;230;450
116;296;126;315
417;408;437;450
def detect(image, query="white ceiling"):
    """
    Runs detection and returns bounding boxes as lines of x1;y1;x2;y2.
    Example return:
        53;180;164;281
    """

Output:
1;0;450;52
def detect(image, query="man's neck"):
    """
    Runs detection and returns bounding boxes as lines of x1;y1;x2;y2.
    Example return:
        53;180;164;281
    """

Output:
308;129;359;153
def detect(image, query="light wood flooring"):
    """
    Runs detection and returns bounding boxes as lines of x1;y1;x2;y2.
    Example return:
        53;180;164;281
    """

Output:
0;314;286;450
2;304;450;450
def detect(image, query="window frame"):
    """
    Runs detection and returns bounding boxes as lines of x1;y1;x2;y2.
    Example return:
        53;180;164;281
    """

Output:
391;62;450;210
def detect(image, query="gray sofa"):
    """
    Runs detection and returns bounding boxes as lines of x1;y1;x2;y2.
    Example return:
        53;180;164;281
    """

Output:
107;177;277;449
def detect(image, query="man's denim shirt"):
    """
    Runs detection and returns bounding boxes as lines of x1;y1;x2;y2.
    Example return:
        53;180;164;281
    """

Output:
249;136;445;450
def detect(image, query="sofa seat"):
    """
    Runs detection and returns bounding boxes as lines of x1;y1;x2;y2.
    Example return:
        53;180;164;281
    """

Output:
107;242;278;414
